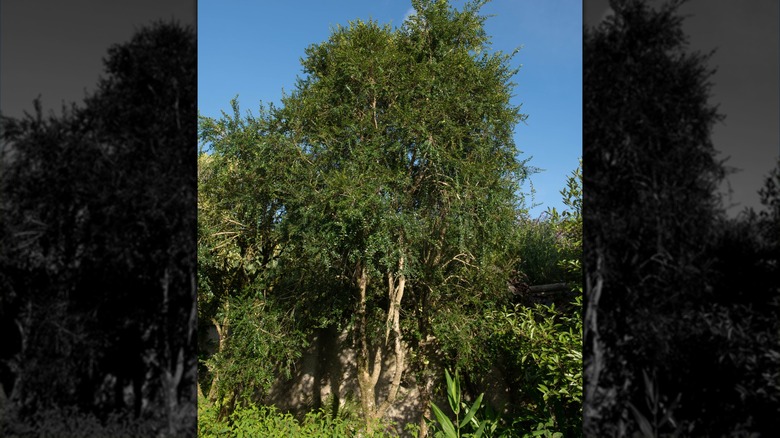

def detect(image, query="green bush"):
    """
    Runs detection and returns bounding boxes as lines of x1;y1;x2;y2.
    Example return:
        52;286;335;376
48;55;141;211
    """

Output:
429;369;494;438
492;297;582;437
514;215;566;287
198;397;395;438
516;161;582;289
484;161;582;437
0;404;159;438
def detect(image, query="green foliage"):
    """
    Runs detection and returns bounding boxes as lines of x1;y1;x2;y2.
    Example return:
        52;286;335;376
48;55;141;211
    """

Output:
584;0;778;435
197;399;394;438
478;162;582;437
197;99;300;312
198;0;535;429
514;216;565;286
489;297;582;437
204;294;305;408
0;405;158;438
279;0;529;313
430;369;493;438
194;2;588;436
0;21;196;431
197;99;310;412
515;161;581;288
551;161;582;283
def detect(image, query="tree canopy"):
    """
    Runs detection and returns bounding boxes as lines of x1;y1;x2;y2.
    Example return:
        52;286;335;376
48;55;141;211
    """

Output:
584;1;780;435
0;20;196;437
196;1;583;436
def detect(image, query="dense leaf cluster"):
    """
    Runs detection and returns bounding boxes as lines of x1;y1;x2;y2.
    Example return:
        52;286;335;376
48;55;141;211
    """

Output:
197;1;584;435
0;21;196;436
584;1;780;435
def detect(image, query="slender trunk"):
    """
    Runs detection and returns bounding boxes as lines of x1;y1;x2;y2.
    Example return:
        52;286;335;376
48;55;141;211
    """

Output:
584;252;604;431
416;331;436;438
417;371;433;438
207;303;229;402
356;264;381;429
356;256;408;431
197;378;206;401
377;257;406;419
161;346;185;435
416;288;435;438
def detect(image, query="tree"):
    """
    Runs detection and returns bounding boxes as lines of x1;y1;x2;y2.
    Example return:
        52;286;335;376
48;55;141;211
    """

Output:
0;20;196;436
197;0;531;434
197;100;307;416
491;162;583;436
583;0;726;434
275;0;528;433
1;102;113;415
85;22;198;434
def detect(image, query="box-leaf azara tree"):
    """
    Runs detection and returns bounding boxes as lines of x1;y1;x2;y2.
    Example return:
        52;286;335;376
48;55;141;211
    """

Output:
275;0;531;432
198;0;534;434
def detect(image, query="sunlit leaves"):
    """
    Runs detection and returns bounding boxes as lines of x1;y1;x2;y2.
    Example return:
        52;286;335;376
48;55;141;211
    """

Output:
198;0;534;429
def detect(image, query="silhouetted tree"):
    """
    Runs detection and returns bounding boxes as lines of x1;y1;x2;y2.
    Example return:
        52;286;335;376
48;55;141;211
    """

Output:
0;20;195;436
584;0;728;434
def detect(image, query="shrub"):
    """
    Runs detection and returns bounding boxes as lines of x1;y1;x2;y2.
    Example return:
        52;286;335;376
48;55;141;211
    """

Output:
0;404;159;438
484;296;582;437
198;397;395;438
429;369;495;438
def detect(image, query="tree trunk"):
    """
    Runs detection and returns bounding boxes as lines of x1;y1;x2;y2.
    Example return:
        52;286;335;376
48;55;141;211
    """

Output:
207;305;229;402
158;267;187;435
161;346;185;436
417;370;433;438
197;378;206;401
377;257;406;419
355;264;381;429
584;252;605;432
415;328;436;438
355;257;407;432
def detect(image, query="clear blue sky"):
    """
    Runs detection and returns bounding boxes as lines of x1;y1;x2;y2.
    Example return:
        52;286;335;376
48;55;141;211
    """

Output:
198;0;582;219
585;0;779;216
1;0;194;119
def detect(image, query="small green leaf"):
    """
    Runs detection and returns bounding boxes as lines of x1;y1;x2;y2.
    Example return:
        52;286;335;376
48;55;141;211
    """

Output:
459;393;483;429
629;402;654;438
445;369;460;414
473;419;487;438
431;401;458;438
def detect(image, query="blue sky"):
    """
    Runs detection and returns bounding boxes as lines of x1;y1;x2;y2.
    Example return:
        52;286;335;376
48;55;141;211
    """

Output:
1;0;194;119
198;0;582;219
585;0;779;216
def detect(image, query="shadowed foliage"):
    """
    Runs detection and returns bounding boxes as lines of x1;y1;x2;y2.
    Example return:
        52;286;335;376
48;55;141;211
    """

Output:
0;21;196;437
584;0;780;435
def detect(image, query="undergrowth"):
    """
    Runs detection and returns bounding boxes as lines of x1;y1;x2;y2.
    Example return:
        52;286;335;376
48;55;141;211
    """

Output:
198;397;395;438
0;404;162;437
